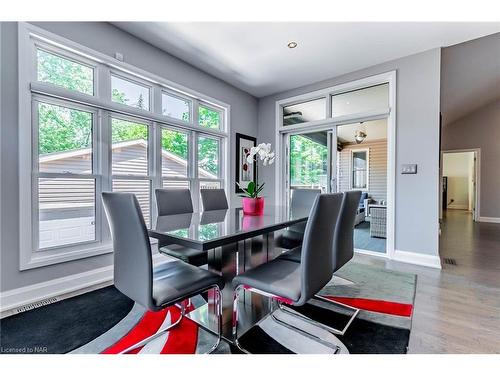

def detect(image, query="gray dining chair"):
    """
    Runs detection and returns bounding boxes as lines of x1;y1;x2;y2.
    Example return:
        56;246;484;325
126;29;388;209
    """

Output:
155;188;207;266
200;188;229;211
102;192;224;354
277;190;362;335
232;193;344;353
156;188;194;216
275;188;322;249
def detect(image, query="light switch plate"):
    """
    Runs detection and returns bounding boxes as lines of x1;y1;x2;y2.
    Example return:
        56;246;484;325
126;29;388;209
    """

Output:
401;164;417;174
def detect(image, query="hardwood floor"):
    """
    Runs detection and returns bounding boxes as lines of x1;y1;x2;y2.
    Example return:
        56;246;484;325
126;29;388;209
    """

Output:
355;209;500;353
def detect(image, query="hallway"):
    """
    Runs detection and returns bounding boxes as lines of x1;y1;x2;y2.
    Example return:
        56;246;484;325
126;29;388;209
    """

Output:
440;209;500;288
354;209;500;353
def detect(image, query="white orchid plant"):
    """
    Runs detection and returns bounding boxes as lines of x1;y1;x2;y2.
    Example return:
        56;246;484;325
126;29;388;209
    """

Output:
237;143;275;199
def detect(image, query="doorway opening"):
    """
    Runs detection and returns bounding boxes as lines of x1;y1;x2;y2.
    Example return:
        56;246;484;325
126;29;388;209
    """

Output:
441;150;479;222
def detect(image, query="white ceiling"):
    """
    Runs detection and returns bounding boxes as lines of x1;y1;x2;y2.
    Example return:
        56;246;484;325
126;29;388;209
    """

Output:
113;22;500;97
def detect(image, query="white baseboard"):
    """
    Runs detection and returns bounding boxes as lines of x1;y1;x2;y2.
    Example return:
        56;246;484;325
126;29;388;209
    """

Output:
354;248;389;259
0;251;167;315
393;250;442;269
478;216;500;223
448;204;468;210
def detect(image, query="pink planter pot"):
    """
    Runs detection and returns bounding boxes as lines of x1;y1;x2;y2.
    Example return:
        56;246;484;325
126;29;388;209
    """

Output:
242;197;265;216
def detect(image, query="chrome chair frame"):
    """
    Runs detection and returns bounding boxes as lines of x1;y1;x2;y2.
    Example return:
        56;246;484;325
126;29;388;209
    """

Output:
277;294;360;336
120;284;223;354
232;285;341;354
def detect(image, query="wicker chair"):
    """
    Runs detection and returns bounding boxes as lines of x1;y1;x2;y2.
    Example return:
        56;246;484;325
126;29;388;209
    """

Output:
370;207;387;238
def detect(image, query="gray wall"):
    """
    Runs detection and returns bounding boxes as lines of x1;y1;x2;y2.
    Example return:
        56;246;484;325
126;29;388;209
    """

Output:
442;100;500;218
258;49;441;256
440;33;499;126
0;22;258;292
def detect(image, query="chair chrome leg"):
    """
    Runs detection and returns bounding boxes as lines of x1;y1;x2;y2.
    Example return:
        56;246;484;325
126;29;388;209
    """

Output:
120;285;223;354
270;310;340;353
119;303;186;354
205;285;222;354
232;285;250;353
232;285;340;354
277;294;360;336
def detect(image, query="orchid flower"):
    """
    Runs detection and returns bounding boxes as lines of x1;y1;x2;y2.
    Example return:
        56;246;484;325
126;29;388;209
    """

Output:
238;143;275;199
247;143;275;165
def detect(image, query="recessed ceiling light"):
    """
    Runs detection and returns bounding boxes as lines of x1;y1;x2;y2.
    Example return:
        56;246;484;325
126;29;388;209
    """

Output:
287;41;298;49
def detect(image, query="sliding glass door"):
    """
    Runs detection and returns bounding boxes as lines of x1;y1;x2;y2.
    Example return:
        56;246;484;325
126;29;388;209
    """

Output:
284;119;388;255
288;130;331;193
285;129;336;206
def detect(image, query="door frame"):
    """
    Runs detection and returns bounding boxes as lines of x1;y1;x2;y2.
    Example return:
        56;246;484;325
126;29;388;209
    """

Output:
441;148;481;221
275;71;396;258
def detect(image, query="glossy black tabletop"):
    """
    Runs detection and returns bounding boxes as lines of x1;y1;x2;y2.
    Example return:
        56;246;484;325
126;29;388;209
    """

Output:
149;205;309;250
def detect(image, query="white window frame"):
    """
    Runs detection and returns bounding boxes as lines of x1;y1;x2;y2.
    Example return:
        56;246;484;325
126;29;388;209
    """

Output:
350;148;370;191
18;23;230;270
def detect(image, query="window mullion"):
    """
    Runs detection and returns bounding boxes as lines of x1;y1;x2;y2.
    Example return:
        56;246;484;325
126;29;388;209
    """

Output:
99;110;112;243
152;85;162;116
191;131;200;210
192;99;200;127
151;122;162;222
97;65;111;104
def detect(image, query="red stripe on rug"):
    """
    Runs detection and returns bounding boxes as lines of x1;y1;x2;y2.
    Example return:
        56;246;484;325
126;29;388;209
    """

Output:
102;302;199;354
323;296;413;317
102;308;170;354
160;307;198;354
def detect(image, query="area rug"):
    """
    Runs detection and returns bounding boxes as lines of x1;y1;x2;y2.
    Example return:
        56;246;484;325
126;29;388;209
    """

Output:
0;262;416;354
236;261;416;354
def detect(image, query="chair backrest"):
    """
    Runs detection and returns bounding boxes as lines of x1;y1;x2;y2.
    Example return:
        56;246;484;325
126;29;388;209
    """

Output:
297;193;343;305
200;188;229;211
102;192;154;310
289;188;322;233
155;188;194;216
333;190;362;271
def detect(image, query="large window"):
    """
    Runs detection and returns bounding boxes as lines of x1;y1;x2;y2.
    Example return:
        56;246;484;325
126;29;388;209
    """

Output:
36;101;97;250
352;150;368;189
21;25;228;269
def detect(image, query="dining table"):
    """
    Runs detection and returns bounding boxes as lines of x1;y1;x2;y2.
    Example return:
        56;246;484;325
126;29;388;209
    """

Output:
148;205;310;342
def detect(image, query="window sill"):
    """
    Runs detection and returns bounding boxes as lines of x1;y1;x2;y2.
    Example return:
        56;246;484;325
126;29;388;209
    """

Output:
20;238;160;271
20;243;114;271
